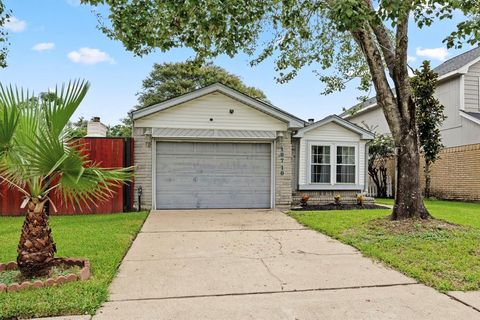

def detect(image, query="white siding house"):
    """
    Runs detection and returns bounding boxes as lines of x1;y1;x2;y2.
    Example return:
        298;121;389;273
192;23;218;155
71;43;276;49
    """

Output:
342;47;480;148
132;84;373;210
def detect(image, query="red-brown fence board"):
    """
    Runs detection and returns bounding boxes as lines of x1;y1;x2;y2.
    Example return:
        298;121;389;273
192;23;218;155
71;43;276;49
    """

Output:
0;137;133;216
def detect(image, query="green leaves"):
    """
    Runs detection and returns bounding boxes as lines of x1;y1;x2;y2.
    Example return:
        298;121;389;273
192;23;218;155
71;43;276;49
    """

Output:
0;0;9;68
411;60;446;164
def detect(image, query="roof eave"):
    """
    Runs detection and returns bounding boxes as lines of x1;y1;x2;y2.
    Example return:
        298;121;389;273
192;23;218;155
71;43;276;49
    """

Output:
294;115;374;140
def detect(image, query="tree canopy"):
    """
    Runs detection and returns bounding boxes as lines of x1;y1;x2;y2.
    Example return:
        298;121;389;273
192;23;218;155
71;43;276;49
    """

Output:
137;62;267;108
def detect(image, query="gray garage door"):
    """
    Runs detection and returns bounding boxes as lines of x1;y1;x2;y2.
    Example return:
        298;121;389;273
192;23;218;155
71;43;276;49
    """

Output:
156;142;272;209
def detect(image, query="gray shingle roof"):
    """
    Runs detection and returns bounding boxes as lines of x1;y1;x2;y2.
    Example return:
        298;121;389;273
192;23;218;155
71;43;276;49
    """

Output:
464;111;480;120
341;47;480;118
433;47;480;76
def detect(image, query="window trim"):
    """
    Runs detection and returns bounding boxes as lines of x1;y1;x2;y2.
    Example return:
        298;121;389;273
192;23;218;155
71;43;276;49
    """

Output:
310;145;331;184
307;141;358;186
335;145;357;184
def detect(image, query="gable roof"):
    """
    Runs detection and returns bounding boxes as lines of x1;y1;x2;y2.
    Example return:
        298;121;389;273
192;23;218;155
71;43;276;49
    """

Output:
433;46;480;77
131;83;306;128
341;47;480;119
294;114;374;140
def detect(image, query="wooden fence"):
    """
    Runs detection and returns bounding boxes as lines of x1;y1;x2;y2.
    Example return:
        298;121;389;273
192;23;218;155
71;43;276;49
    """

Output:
0;137;134;216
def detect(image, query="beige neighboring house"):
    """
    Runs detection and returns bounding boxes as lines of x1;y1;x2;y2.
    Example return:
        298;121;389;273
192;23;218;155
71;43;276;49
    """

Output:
341;47;480;201
341;47;480;147
131;83;374;210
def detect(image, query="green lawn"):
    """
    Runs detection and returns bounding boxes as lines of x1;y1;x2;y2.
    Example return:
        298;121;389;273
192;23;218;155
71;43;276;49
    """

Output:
0;212;148;319
290;199;480;292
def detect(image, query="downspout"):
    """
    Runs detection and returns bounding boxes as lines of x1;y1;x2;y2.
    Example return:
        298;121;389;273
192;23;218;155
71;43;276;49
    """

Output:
364;142;369;194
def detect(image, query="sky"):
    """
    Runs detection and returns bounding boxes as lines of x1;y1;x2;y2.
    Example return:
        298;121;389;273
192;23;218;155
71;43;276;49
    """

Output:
0;0;475;126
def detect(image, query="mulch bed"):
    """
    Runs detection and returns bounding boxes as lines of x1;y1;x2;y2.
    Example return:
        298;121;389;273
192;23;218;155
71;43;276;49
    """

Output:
366;216;464;234
0;258;90;293
292;203;389;211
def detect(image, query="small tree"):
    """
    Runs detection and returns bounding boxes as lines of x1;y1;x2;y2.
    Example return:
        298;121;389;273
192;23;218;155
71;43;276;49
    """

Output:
0;80;131;278
66;116;88;138
368;134;394;198
411;61;446;198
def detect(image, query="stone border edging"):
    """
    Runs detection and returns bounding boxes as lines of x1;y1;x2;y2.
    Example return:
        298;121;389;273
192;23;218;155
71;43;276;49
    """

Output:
0;258;90;293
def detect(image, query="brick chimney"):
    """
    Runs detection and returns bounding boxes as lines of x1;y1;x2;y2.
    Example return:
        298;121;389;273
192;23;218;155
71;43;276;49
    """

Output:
86;116;107;137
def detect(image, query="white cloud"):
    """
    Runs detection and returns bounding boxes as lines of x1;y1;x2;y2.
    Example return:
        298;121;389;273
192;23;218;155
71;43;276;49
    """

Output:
67;47;115;65
32;42;55;52
416;47;449;61
407;55;417;63
66;0;81;6
4;16;27;33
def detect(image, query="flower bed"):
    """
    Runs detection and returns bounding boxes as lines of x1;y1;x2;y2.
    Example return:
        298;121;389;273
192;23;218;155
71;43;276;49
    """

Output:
0;258;90;293
292;203;388;211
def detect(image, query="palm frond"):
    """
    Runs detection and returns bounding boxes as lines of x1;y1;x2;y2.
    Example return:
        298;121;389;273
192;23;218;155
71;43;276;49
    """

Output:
0;84;21;156
57;148;133;208
43;80;90;138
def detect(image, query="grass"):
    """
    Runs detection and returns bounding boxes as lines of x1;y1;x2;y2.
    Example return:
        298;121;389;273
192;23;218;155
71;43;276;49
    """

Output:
290;199;480;292
0;212;148;319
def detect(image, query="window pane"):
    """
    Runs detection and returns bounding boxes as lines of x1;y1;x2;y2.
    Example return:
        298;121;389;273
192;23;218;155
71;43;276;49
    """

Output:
311;164;331;183
337;146;355;164
336;165;355;183
311;145;330;164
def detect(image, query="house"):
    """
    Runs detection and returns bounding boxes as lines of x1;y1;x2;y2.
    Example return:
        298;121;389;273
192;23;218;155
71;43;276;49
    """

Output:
131;83;374;209
341;47;480;148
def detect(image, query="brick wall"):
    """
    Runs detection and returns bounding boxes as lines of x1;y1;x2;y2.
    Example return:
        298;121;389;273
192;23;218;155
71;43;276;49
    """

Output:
133;128;153;210
383;143;480;201
275;132;293;208
422;143;480;201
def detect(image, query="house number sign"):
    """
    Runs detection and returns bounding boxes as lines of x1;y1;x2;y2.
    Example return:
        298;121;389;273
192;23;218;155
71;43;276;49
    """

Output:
280;145;285;176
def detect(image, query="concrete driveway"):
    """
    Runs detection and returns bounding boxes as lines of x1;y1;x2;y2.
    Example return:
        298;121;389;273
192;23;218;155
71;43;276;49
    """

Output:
94;209;479;319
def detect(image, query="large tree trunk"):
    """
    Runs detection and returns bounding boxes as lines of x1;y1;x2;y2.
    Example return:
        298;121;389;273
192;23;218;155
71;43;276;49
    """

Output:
392;129;430;220
17;198;56;278
351;9;431;220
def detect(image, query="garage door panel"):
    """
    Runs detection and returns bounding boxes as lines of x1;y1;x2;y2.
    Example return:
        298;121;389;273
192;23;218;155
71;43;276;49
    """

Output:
156;142;272;209
156;176;271;191
157;156;271;174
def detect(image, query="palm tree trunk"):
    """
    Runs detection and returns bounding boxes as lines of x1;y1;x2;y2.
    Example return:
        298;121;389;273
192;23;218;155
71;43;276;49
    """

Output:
17;198;56;278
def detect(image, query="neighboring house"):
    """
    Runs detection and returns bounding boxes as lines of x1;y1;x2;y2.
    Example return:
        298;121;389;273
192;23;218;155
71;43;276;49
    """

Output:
132;83;374;210
341;47;480;148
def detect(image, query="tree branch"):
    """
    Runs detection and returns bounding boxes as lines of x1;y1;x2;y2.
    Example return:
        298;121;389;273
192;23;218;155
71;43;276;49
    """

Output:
351;27;402;138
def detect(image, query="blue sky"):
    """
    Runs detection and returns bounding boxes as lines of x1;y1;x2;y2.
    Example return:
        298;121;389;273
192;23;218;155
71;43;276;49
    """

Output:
0;0;474;125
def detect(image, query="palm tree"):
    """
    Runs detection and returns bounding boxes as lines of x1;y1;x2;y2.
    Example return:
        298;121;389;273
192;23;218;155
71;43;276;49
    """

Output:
0;80;131;278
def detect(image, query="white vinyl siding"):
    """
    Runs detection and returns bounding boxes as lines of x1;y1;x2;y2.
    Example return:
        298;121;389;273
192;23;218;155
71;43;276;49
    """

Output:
465;61;480;112
298;122;366;189
134;92;288;131
435;77;462;129
348;107;391;135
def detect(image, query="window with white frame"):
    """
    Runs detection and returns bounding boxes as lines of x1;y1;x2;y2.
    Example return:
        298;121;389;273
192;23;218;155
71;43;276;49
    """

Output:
336;146;356;183
310;145;331;183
